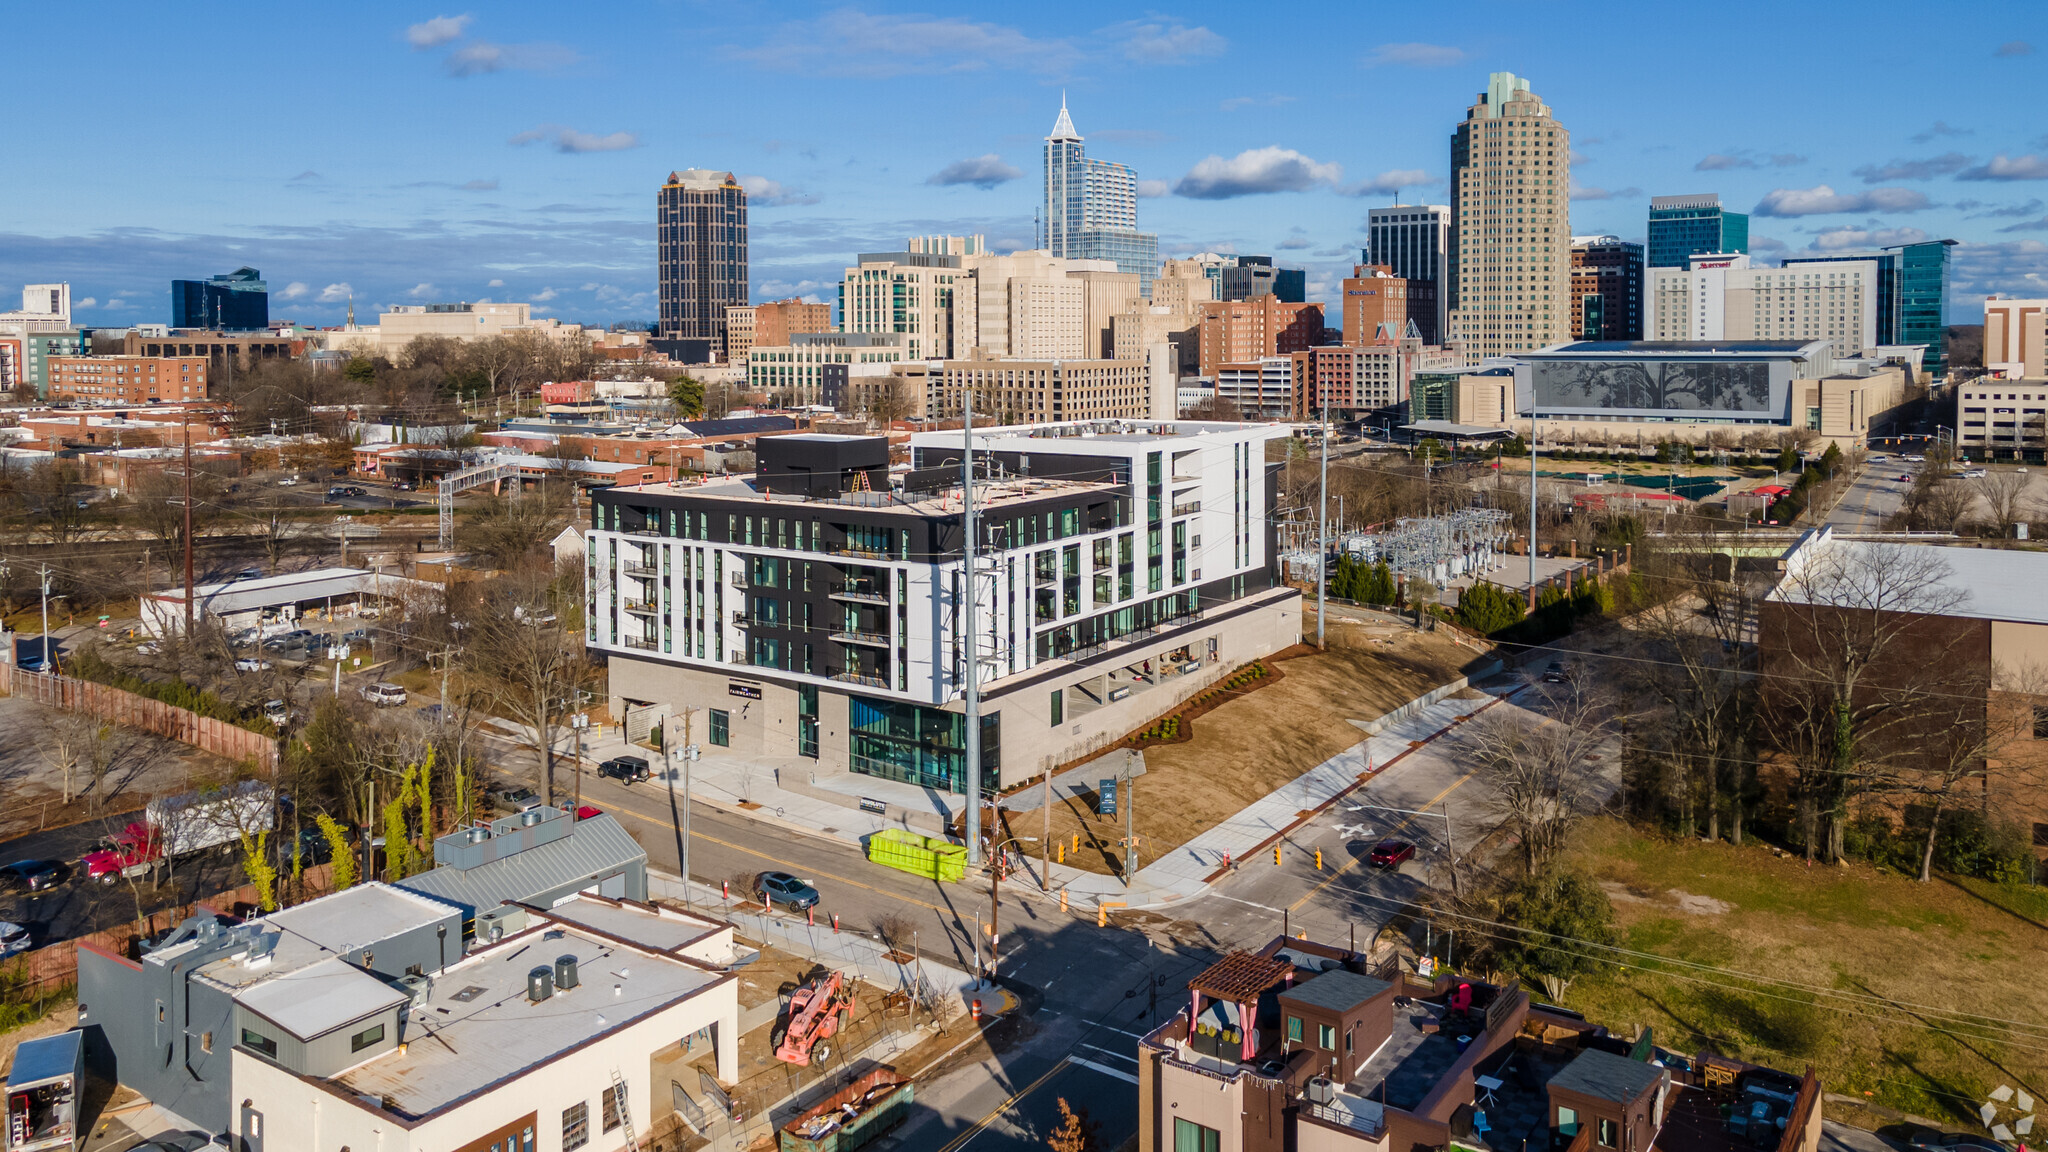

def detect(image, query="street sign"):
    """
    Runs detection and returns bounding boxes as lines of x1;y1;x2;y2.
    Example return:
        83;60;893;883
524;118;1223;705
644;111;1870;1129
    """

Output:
1098;778;1117;816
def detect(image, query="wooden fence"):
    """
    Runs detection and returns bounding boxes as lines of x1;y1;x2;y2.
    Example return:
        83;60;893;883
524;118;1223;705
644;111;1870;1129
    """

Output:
0;662;280;774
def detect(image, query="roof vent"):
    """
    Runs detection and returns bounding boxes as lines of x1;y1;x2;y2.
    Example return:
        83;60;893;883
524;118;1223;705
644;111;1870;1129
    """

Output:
466;827;491;844
527;966;554;1003
554;954;580;990
520;810;545;827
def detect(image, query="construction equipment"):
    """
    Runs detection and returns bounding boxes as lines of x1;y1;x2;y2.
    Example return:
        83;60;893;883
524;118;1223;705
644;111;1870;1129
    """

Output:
773;971;857;1066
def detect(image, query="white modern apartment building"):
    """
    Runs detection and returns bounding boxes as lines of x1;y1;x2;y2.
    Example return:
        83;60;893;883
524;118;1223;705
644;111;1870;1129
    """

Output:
585;423;1299;791
1215;358;1296;420
1645;253;1878;357
745;331;907;405
0;283;75;394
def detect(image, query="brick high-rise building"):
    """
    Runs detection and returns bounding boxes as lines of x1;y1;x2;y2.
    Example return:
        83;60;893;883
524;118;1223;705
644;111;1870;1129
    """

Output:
753;298;832;350
47;355;208;404
1569;236;1644;340
1447;72;1572;358
1341;264;1435;346
1197;297;1324;377
658;170;748;353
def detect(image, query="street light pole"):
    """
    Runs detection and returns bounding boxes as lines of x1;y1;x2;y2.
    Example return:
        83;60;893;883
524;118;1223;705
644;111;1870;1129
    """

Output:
183;412;195;636
1317;390;1329;649
963;397;982;866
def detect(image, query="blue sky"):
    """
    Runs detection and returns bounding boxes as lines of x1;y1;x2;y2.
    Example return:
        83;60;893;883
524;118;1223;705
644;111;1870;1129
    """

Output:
5;0;2045;330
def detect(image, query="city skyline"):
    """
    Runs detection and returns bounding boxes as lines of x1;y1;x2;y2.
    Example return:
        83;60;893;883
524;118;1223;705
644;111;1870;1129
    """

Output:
1;0;2043;330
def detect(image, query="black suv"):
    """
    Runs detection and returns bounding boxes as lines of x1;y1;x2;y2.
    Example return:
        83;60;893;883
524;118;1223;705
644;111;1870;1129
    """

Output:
597;755;651;783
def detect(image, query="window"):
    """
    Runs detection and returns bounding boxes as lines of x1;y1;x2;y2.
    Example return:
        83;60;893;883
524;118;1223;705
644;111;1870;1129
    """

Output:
563;1102;590;1150
240;1029;277;1058
351;1023;385;1053
2034;822;2048;849
1049;689;1063;727
1318;1023;1336;1050
602;1083;628;1132
1286;1015;1303;1042
1598;1118;1618;1147
200;1031;213;1053
2033;705;2048;740
709;709;729;746
1175;1119;1221;1152
1558;1107;1579;1136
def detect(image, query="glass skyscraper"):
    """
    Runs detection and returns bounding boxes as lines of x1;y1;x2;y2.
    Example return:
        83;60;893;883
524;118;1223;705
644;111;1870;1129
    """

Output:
1647;194;1748;268
1041;99;1159;295
1782;239;1954;374
171;267;268;331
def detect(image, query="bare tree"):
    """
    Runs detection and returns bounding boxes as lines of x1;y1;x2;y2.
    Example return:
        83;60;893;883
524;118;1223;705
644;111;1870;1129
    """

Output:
463;573;595;807
1628;558;1757;843
1762;539;1978;863
1464;684;1617;877
1973;470;2034;538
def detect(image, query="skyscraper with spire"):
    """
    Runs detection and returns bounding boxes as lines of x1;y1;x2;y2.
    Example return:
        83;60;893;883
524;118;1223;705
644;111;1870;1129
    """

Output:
1040;98;1159;296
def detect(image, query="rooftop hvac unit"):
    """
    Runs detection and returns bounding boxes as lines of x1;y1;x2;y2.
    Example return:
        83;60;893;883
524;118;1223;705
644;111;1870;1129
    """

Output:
554;954;580;991
528;966;554;1003
476;904;529;944
1306;1076;1335;1105
465;826;491;844
399;972;433;1006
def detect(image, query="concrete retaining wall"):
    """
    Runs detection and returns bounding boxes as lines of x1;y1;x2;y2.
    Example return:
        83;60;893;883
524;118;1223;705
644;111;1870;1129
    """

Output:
1356;660;1504;736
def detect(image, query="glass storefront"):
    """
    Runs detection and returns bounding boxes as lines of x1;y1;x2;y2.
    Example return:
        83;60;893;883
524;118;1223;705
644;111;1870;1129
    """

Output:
849;695;999;793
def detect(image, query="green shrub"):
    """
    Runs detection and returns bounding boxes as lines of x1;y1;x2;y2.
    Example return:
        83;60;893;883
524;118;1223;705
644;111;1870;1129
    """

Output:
1456;580;1526;635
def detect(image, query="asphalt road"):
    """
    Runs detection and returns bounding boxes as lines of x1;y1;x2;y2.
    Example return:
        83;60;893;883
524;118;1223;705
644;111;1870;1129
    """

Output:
1824;461;1910;532
0;816;252;952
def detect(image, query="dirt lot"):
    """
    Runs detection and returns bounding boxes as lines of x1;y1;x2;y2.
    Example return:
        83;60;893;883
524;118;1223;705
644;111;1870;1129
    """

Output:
0;694;243;840
1019;627;1486;877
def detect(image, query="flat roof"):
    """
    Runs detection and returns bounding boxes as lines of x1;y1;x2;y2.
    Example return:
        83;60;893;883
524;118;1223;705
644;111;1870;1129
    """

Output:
235;956;407;1041
5;1030;81;1087
1769;528;2048;625
618;472;1114;516
1535;340;1824;356
1548;1047;1667;1103
331;921;726;1118
1401;420;1515;438
1282;970;1393;1014
189;883;459;991
533;896;727;955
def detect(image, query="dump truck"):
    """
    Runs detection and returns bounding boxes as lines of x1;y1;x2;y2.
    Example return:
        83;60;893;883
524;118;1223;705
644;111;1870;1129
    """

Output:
82;780;276;883
864;829;967;882
778;1068;913;1152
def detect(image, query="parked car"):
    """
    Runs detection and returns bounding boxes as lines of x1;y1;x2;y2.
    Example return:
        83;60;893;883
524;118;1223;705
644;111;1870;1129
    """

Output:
359;682;407;707
0;921;30;958
263;629;316;652
1368;840;1416;868
1962;468;1989;479
339;628;371;645
235;567;263;581
1907;1133;2011;1152
295;824;337;866
276;476;299;487
754;870;821;911
597;755;651;783
1541;660;1573;684
392;480;416;491
234;657;273;672
262;700;294;727
494;786;542;812
0;860;67;892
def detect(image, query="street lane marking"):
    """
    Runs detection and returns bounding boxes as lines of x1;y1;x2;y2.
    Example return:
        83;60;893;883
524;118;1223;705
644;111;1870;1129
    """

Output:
1068;1055;1140;1084
933;1057;1073;1152
1287;765;1483;913
1076;1042;1138;1063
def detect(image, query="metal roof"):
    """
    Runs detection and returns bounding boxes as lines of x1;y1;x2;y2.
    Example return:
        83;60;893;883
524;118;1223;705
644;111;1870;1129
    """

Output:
398;814;645;919
1537;340;1823;356
1401;420;1516;439
148;566;373;610
1768;527;2048;625
5;1030;81;1088
1548;1048;1666;1103
672;415;800;438
234;956;407;1040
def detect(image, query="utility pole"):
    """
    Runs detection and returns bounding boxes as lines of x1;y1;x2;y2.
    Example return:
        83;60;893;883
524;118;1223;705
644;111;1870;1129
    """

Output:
962;393;982;866
1317;394;1329;648
38;565;52;672
1124;752;1138;883
679;708;695;901
183;412;195;636
1529;397;1539;593
1041;761;1051;892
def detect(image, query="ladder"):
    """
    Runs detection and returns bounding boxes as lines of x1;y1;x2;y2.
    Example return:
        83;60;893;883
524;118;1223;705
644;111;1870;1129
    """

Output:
610;1067;639;1152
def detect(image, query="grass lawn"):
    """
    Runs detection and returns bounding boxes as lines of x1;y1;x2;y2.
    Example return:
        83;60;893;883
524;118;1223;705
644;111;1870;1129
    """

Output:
1020;630;1483;878
1552;819;2048;1128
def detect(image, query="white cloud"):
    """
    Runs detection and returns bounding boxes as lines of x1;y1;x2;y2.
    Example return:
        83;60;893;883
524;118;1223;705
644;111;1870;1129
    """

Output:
317;283;353;303
731;10;1080;78
1363;42;1464;67
1278;236;1311;250
276;282;311;301
1174;146;1342;199
1750;235;1789;255
1959;154;2048;181
406;14;471;49
104;298;125;309
738;174;819;206
1770;153;1807;167
533;287;558;302
73;296;96;308
509;125;640;154
927;154;1023;189
407;283;436;298
488;279;505;288
459;178;499;192
1810;226;1930;250
1853;153;1972;182
1106;19;1225;64
1136;180;1171;198
1344;168;1430;196
434;38;575;77
288;170;322;183
1752;184;1932;216
1570;181;1641;201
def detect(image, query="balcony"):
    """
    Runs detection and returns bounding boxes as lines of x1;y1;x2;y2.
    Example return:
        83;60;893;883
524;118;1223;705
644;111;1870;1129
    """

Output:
829;669;890;688
826;542;893;560
1299;1097;1385;1139
1172;501;1202;518
829;583;889;605
621;599;661;616
620;634;660;650
830;629;891;648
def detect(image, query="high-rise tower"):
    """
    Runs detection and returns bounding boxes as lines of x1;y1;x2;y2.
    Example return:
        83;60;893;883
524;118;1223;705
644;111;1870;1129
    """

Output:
658;169;748;353
1039;99;1159;295
1447;72;1571;358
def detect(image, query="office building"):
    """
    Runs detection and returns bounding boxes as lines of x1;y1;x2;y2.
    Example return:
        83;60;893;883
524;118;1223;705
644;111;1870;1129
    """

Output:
0;283;71;327
1569;236;1644;340
1136;934;1822;1152
1647;194;1749;269
841;248;967;360
930;357;1170;423
319;302;583;359
1647;253;1878;357
1955;378;2048;455
1447;72;1573;358
0;287;78;395
586;423;1300;791
724;304;757;362
1783;239;1955;375
1341;264;1432;346
747;332;906;405
752;298;831;356
910;234;988;257
953;251;1129;361
1162;254;1305;305
1198;296;1324;377
1215;358;1297;420
171;267;268;331
1041;99;1161;294
1511;339;1905;450
1367;205;1450;342
1985;297;2047;379
46;354;209;404
1293;340;1463;421
1113;303;1203;378
658;169;749;353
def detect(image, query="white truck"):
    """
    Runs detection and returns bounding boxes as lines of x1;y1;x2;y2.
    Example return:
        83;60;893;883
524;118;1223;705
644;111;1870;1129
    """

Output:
82;780;276;883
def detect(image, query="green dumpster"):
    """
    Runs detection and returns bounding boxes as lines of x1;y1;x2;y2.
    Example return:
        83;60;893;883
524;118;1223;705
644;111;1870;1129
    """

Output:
780;1070;914;1152
865;828;967;882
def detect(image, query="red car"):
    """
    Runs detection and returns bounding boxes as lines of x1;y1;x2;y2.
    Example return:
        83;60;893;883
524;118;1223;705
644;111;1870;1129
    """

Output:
1369;839;1416;868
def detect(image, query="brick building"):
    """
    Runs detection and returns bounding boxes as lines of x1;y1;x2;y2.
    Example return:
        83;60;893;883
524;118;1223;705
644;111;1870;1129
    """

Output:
1341;264;1434;346
1197;296;1324;377
1570;236;1645;340
47;355;209;404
